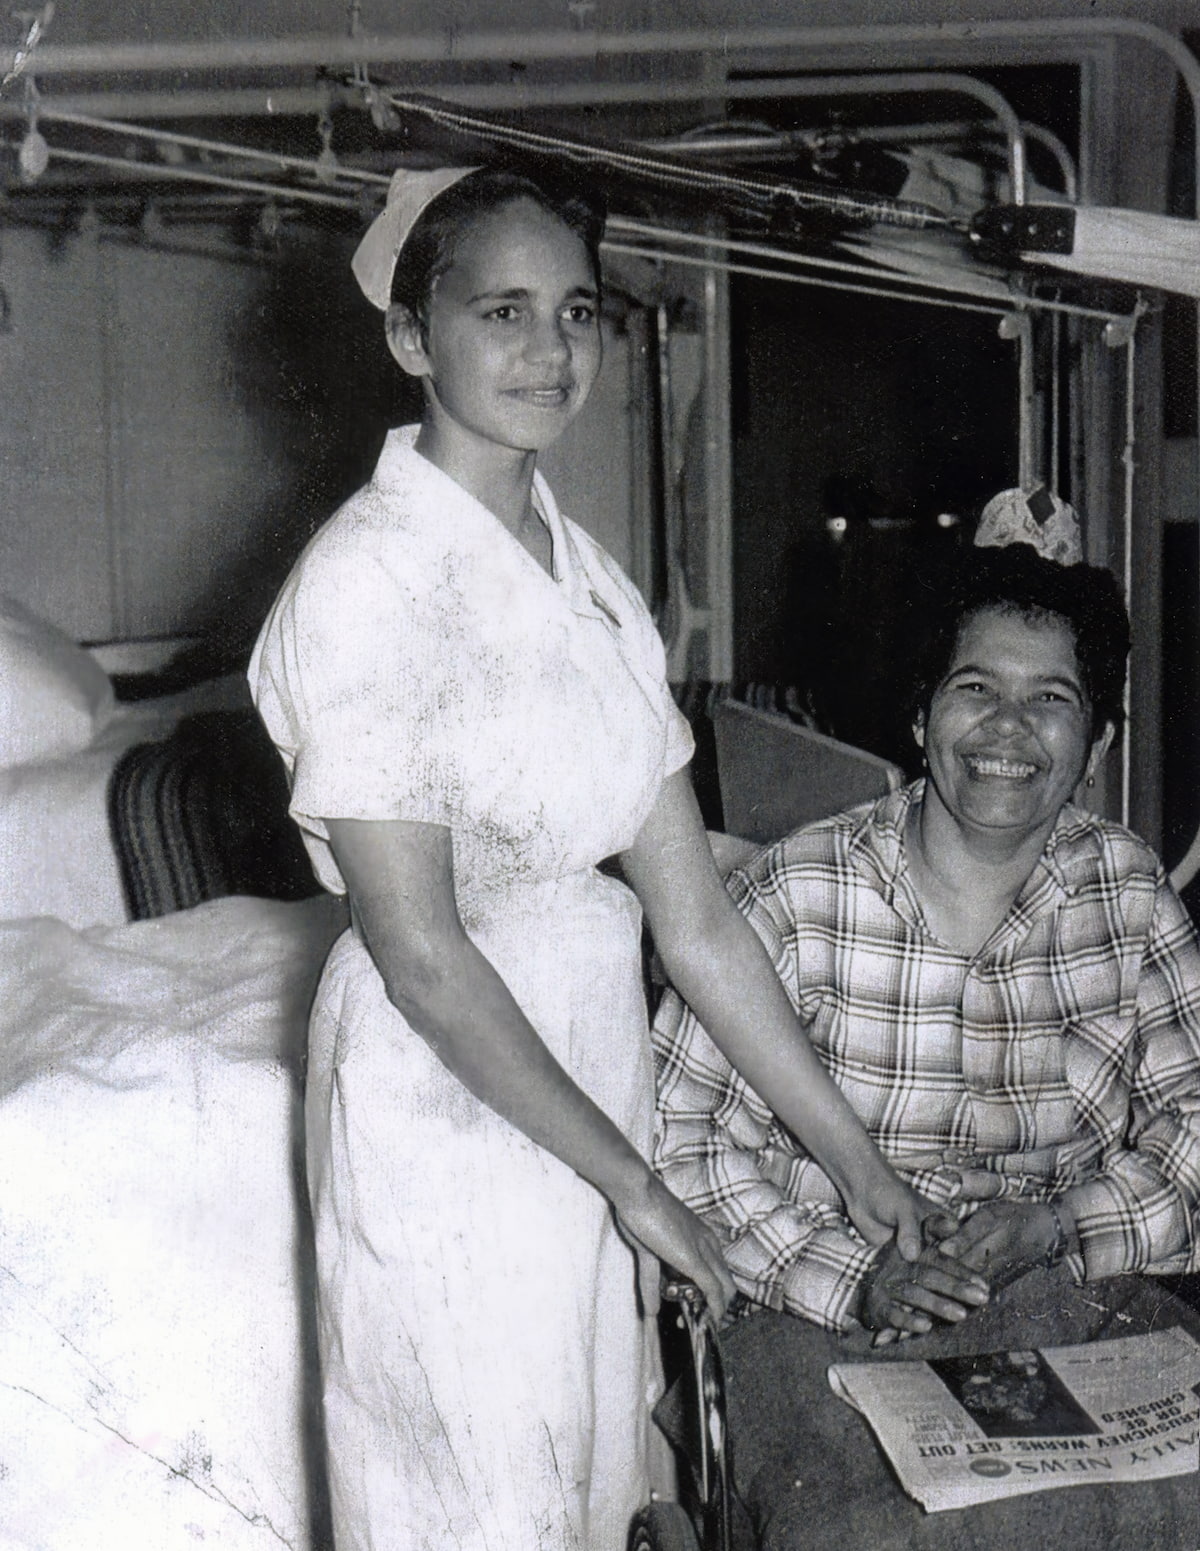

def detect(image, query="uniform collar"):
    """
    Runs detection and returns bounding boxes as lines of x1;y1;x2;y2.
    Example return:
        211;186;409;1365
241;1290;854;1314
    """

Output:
375;426;622;629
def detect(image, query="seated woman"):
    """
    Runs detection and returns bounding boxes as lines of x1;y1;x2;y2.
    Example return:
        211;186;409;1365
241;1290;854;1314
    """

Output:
652;534;1200;1549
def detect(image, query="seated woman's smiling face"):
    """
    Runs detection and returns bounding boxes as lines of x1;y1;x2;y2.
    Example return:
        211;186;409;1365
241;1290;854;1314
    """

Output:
916;605;1105;841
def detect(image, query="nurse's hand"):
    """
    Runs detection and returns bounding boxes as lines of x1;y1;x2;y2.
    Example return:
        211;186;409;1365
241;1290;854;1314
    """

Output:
842;1164;928;1264
615;1171;736;1321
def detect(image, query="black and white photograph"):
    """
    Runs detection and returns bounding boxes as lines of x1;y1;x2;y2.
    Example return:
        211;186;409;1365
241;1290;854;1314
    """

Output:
2;3;1200;1549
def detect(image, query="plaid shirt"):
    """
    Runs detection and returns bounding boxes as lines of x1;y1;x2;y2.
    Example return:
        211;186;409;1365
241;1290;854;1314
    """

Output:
653;782;1200;1332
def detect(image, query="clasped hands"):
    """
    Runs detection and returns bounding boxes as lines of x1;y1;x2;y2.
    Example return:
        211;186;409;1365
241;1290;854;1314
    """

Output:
859;1195;1067;1346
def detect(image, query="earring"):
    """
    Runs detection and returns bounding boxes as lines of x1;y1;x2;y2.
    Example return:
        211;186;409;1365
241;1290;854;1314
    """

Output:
1086;774;1096;788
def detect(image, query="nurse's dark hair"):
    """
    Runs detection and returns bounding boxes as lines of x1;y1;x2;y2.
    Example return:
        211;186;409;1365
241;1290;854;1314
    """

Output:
908;541;1130;742
389;166;605;321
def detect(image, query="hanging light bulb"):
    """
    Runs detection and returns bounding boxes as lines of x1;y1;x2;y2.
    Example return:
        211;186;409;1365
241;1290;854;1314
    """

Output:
17;82;48;184
17;122;48;181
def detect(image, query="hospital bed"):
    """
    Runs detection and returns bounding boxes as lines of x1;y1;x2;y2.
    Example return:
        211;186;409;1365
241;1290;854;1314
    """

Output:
0;594;341;1549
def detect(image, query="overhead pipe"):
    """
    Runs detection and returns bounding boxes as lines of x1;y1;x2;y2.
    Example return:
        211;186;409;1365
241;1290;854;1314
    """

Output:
10;79;1017;212
1;86;346;119
0;17;1191;84
40;144;355;206
4;20;1188;248
0;100;1103;325
26;106;390;188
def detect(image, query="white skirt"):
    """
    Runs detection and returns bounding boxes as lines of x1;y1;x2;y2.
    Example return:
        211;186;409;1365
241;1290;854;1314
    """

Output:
305;870;662;1551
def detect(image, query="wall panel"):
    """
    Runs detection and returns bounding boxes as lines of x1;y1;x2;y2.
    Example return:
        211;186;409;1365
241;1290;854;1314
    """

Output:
0;225;111;637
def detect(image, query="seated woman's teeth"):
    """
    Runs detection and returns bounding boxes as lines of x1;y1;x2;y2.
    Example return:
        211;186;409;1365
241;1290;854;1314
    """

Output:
966;756;1038;779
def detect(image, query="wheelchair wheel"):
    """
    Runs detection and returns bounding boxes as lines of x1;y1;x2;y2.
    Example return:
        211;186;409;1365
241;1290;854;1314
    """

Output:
628;1499;703;1551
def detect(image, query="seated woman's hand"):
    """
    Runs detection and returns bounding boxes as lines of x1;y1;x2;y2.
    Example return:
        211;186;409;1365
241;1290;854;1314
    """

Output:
927;1200;1065;1291
859;1234;991;1343
615;1172;737;1321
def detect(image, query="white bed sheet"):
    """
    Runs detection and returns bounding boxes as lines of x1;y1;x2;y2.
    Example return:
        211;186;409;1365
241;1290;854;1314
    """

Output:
0;891;346;1550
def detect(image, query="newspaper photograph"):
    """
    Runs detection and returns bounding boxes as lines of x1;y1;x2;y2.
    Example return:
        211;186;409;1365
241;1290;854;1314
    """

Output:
828;1327;1200;1513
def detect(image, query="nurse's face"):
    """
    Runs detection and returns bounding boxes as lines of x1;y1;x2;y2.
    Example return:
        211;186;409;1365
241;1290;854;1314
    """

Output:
389;197;602;457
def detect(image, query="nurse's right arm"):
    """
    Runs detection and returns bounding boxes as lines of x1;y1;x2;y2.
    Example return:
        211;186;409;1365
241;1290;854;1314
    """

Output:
324;813;735;1318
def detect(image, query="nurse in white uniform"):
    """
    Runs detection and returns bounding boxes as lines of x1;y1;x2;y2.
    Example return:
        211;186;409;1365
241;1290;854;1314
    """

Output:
250;165;922;1551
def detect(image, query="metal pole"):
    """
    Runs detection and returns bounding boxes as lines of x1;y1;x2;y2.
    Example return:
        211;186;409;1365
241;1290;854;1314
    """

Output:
0;18;1191;86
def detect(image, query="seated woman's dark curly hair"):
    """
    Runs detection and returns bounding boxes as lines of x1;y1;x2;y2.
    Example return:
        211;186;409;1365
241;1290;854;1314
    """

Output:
390;166;606;329
908;542;1131;742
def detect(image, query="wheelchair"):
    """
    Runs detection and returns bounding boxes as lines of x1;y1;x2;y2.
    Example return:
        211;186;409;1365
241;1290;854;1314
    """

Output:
628;1281;735;1551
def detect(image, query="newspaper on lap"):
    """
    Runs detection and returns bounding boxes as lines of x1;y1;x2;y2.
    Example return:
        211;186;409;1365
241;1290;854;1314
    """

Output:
828;1327;1200;1513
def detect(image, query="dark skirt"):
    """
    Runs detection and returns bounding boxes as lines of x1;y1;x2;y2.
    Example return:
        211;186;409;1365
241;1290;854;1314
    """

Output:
712;1271;1200;1551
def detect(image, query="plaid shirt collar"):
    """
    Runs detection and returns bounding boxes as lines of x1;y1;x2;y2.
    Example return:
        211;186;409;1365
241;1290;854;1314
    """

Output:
848;781;1108;947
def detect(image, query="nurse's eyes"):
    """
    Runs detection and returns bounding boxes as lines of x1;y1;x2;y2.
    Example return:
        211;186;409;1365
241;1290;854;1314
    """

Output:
479;303;597;327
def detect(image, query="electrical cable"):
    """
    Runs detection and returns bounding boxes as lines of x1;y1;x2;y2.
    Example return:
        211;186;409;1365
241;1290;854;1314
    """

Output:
380;89;961;235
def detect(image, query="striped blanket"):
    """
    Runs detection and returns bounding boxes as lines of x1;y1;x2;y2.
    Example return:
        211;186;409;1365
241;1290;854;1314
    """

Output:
108;709;320;920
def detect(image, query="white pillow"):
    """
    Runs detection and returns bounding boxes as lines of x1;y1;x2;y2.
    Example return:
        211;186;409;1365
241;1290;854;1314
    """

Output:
0;596;116;768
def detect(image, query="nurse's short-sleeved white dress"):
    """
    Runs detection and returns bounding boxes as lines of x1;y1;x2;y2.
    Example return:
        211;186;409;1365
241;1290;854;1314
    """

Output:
250;426;693;1551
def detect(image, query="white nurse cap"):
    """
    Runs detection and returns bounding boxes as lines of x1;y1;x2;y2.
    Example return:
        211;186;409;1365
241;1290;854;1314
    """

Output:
351;165;480;311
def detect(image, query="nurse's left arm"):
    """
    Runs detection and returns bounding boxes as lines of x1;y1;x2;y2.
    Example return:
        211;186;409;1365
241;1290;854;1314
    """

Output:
621;767;925;1261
